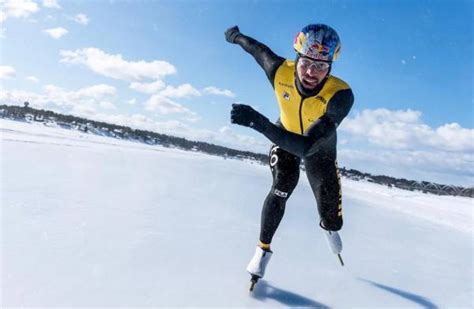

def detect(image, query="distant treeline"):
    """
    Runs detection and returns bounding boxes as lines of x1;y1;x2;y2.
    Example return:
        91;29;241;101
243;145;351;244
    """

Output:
1;103;267;163
1;103;472;198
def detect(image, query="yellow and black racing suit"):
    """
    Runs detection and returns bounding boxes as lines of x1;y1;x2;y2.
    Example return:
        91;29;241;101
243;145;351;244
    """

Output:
234;33;354;244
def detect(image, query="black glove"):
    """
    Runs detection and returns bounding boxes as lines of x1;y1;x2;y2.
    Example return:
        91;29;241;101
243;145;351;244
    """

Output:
231;104;269;133
225;26;241;44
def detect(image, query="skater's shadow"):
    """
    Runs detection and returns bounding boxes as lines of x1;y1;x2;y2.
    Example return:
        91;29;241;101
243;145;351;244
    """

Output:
250;280;331;308
359;278;439;309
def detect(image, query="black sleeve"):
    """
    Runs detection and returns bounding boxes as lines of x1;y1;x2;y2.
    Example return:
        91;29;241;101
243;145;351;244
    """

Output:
234;34;285;85
260;116;336;158
259;88;354;158
325;88;354;127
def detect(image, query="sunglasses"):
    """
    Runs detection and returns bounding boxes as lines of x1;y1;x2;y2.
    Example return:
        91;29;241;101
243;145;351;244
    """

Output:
298;57;331;71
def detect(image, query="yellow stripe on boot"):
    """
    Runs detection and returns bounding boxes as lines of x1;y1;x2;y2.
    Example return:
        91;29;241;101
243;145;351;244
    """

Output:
258;241;271;252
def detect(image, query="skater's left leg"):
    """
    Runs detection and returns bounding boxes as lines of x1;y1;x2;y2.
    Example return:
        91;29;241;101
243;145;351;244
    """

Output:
304;135;344;265
304;133;343;231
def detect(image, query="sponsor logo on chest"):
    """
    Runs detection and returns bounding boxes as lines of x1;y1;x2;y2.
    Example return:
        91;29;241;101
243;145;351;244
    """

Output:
278;81;294;89
315;95;328;105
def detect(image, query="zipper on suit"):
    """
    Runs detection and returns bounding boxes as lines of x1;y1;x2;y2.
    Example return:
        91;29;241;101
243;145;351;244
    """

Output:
298;98;305;134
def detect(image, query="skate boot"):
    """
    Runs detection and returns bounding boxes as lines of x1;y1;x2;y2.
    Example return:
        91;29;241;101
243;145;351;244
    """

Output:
323;229;344;266
246;246;272;291
324;229;342;254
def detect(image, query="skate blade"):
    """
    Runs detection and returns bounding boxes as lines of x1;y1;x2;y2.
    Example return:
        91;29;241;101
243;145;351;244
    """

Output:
337;253;344;266
249;280;256;292
249;275;259;292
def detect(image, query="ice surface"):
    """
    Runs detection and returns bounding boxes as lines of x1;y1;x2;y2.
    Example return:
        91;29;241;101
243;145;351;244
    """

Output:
1;119;472;307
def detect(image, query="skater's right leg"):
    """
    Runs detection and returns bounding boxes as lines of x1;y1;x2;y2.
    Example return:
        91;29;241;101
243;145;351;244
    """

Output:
259;145;301;248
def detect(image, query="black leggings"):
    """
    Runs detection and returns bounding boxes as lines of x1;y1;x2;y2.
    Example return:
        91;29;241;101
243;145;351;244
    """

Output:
259;135;342;244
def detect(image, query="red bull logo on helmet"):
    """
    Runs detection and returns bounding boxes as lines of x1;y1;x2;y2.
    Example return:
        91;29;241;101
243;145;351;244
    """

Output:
293;24;341;62
306;42;331;60
310;42;330;53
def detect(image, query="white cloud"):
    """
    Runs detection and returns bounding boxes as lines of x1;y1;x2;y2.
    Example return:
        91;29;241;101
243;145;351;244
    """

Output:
145;94;194;115
340;108;474;152
0;11;7;23
337;108;474;185
433;123;474;152
26;75;39;83
0;84;116;110
338;148;474;186
1;0;39;20
159;84;201;98
73;13;89;25
59;47;176;82
129;80;165;94
0;89;40;105
127;98;136;105
44;27;68;39
72;84;116;99
0;65;15;79
42;0;61;9
203;86;236;98
99;101;116;110
41;84;116;106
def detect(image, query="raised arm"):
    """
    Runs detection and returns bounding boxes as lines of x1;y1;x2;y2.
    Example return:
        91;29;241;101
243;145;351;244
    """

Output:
225;26;285;85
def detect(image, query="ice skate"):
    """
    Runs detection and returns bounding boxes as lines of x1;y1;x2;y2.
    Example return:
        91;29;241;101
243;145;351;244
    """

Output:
324;229;344;266
246;246;272;291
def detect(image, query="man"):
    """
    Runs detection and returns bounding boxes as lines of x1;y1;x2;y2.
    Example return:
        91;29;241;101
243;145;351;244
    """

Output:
225;24;354;289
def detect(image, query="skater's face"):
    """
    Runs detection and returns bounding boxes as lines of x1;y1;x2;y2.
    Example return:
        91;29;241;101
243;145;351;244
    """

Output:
296;56;330;89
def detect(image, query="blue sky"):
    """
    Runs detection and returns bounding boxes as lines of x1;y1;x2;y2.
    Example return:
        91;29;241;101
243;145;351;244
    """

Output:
0;0;472;185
